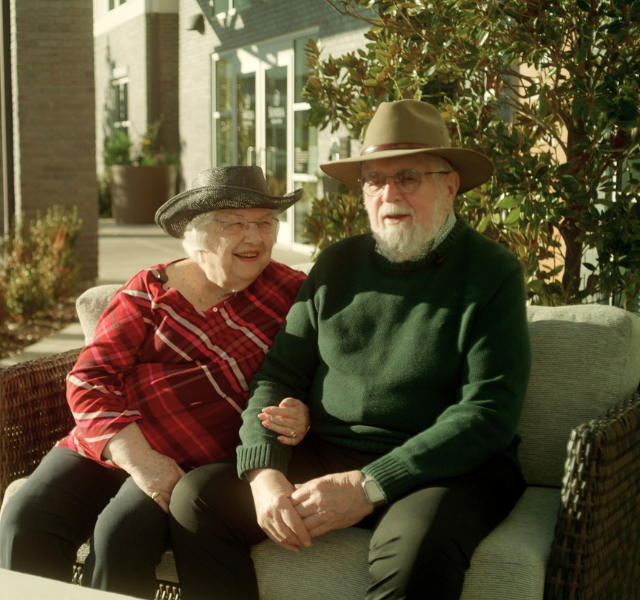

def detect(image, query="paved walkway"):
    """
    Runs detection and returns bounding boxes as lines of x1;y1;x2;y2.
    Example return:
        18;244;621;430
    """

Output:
0;220;311;367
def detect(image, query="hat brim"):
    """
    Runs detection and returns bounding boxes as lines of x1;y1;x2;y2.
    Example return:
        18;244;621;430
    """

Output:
156;185;303;238
320;147;493;195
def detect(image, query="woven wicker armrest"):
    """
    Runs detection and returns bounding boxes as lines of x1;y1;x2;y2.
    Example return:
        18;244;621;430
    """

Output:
544;391;640;600
0;348;81;501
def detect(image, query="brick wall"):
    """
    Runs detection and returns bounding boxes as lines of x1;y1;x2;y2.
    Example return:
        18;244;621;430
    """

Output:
94;14;149;173
94;11;178;190
11;0;98;283
178;0;216;188
149;13;180;163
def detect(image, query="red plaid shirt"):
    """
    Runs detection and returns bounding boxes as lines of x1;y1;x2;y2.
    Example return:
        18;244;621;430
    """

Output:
58;260;306;469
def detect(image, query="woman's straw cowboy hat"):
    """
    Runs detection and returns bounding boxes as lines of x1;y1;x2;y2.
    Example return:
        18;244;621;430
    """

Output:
320;100;494;194
156;165;302;238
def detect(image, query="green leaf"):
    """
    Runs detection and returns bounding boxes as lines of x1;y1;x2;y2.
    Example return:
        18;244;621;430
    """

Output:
496;195;522;209
504;207;521;225
527;279;545;293
575;45;589;64
547;265;564;277
396;77;415;87
477;214;492;233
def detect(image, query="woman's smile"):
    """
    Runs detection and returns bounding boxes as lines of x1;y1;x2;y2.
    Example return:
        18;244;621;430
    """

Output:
234;250;260;261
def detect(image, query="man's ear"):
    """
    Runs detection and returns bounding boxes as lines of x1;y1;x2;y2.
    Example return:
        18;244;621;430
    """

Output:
445;171;460;199
444;171;460;205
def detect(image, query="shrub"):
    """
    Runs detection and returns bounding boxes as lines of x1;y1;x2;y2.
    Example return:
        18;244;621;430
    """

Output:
98;169;112;218
300;183;370;256
0;282;8;331
103;128;133;166
104;118;179;168
1;206;82;321
304;0;640;308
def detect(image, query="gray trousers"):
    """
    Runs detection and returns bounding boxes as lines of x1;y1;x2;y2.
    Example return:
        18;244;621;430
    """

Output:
0;446;170;599
169;436;526;600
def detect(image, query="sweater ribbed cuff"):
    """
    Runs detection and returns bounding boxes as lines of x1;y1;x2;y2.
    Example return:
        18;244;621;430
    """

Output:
236;443;292;480
361;455;415;502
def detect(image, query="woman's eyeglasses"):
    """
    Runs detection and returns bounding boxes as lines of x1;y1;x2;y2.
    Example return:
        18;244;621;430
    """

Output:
212;217;279;236
359;168;450;196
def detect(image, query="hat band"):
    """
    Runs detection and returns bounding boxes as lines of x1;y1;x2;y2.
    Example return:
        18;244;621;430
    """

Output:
361;142;439;156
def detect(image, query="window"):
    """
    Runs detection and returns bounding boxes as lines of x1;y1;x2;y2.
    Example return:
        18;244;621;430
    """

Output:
214;59;234;166
292;36;318;245
211;0;251;14
110;78;129;135
108;0;127;10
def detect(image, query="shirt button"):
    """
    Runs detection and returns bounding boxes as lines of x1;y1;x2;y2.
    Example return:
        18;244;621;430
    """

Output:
224;301;228;305
213;307;218;313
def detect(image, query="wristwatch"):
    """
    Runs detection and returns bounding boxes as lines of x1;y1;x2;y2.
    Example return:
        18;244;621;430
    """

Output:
361;474;387;508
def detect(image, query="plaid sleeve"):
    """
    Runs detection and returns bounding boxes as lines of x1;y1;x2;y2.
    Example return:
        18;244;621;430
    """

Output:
64;283;151;462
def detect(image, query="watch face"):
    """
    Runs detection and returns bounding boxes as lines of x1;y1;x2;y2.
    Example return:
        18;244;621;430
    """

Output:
364;479;385;505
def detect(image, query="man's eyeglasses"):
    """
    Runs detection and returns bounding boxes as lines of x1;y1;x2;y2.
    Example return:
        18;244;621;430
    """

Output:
359;168;450;196
212;217;279;236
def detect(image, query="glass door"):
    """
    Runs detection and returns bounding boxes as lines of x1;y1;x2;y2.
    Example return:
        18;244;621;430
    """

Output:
264;66;287;198
213;35;317;250
237;72;256;167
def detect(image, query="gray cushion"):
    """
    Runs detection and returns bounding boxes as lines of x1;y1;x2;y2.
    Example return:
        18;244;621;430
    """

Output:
252;486;559;600
518;305;640;487
76;284;123;344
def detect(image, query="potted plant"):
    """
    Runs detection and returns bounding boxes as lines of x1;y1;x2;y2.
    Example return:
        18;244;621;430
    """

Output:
104;120;179;225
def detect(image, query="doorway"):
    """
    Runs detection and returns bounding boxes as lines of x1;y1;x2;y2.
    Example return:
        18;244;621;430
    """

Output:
212;34;318;251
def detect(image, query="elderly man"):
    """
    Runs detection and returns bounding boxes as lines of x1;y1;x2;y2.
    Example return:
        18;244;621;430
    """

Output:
169;100;531;600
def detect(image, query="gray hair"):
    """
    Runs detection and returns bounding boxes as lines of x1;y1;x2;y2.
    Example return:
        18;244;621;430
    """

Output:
426;154;455;173
182;211;218;263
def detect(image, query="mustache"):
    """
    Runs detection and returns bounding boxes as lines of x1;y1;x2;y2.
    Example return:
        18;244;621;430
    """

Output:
377;204;415;219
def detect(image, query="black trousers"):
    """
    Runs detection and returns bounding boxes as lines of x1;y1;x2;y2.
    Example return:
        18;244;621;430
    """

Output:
169;436;526;600
0;446;170;599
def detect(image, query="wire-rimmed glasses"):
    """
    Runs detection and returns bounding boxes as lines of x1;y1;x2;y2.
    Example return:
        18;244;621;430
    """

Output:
211;216;279;236
359;168;450;196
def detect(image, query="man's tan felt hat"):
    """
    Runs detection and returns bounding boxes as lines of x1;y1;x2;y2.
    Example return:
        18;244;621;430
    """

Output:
320;100;494;194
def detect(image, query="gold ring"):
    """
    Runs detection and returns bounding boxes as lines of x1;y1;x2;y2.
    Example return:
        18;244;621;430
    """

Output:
290;429;297;439
151;491;160;501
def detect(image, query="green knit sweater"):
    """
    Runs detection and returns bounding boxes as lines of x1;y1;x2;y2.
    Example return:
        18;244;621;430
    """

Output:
237;217;532;502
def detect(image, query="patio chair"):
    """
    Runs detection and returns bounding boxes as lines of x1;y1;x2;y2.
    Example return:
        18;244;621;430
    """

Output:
1;277;640;600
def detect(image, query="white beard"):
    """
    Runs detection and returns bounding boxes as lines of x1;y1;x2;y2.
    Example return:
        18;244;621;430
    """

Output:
370;204;444;263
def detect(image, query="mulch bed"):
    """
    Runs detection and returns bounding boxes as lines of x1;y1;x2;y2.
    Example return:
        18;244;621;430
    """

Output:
0;295;80;360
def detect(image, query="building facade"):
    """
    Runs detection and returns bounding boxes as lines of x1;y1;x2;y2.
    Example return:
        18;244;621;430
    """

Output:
94;0;179;176
94;0;367;253
181;0;367;251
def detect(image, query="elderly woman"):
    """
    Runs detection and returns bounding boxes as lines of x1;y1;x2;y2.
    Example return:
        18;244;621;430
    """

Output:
0;166;309;598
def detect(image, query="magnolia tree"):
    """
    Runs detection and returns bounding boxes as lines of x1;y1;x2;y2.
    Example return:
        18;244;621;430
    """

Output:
302;0;640;307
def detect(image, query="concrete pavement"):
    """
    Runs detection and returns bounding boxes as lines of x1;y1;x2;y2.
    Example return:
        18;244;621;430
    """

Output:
0;220;311;367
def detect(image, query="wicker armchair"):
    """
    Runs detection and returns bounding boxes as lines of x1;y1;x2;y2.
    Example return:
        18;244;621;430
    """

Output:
1;284;640;600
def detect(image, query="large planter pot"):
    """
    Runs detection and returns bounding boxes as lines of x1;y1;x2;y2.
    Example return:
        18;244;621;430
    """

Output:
109;165;178;225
